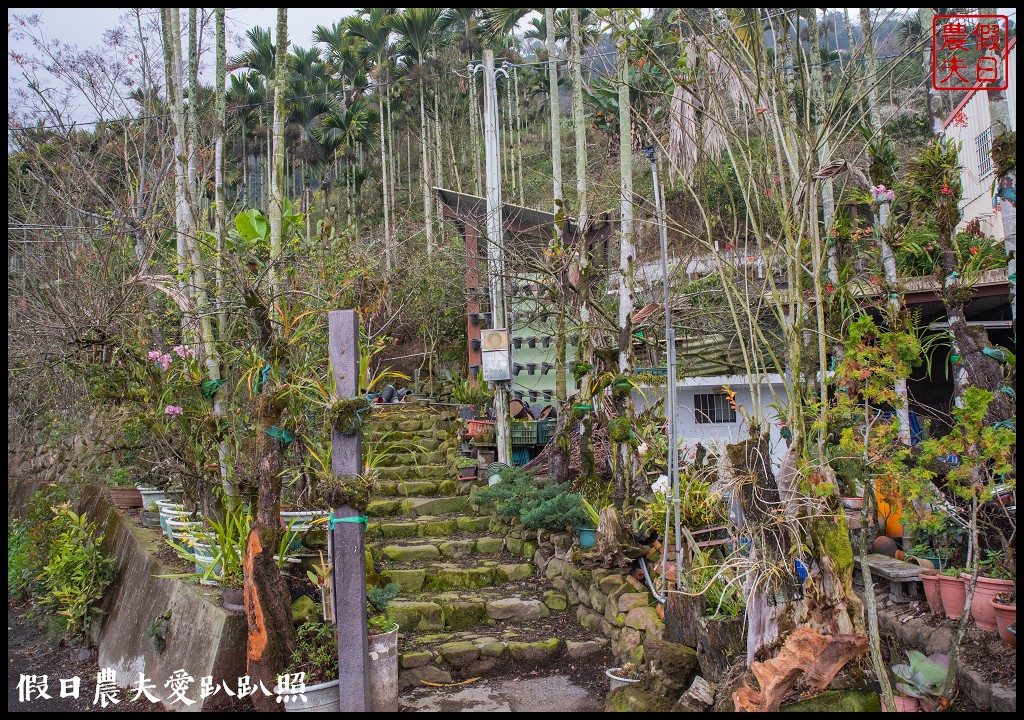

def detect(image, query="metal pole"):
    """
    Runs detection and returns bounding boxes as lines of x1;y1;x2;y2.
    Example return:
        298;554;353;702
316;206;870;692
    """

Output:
481;50;511;465
645;148;681;590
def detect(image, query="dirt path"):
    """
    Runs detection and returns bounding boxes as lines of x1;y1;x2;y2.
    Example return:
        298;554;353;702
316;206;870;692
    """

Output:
8;599;155;713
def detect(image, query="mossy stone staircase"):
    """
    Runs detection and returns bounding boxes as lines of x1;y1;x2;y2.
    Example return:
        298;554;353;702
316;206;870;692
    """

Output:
362;406;609;688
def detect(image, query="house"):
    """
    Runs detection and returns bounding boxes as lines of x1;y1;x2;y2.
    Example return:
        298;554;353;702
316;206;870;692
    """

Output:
942;36;1016;241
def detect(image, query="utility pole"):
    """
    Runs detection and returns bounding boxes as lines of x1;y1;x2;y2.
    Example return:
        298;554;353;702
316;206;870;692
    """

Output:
479;49;512;465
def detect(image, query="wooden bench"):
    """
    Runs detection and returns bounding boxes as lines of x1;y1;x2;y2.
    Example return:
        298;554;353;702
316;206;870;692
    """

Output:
864;553;922;603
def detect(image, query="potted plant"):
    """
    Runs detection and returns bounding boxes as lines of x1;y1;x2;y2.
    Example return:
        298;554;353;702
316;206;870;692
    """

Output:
576;498;600;549
918;567;945;616
108;467;143;508
963;549;1014;632
990;592;1016;648
278;620;343;712
366;583;401;713
606;662;642;691
456;455;479;480
887;650;949;711
306;553;332;624
937;567;968;620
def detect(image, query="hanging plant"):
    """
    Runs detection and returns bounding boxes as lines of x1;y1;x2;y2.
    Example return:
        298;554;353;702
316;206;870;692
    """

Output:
991;131;1015;178
317;474;371;511
571;361;594;384
611;374;634;401
328;396;371;436
608;417;632;443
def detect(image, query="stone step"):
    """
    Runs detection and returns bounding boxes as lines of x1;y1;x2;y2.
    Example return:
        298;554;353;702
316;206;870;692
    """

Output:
365;496;473;519
374;478;485;498
379;559;534;592
371;535;506;559
367;514;491;539
376;464;452;481
386;590;567;632
397;627;610;689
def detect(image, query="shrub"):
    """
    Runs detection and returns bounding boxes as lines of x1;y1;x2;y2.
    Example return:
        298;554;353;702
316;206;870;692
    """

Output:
475;467;589;531
37;504;117;646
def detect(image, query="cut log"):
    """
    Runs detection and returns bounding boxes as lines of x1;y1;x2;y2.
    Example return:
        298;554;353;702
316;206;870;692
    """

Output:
732;627;868;712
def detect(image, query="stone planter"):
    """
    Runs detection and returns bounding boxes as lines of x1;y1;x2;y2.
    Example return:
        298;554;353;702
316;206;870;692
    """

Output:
458;465;478;480
938;574;967;620
164;517;201;543
990;597;1016;648
368;625;399;712
962;575;1013;632
841;496;864;510
606;668;641;692
137;485;176;509
919;569;944;616
108;487;143;508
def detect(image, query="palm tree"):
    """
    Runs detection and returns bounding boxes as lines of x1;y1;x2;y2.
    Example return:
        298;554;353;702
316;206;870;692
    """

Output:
346;9;397;270
389;8;443;255
439;8;485;195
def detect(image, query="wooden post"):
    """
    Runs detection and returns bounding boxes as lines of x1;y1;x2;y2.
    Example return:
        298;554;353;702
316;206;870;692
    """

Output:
327;310;370;712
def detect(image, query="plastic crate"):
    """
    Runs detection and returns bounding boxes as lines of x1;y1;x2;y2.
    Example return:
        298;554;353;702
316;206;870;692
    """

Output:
467;419;495;437
510;420;538;445
511;448;531;466
536;418;557;444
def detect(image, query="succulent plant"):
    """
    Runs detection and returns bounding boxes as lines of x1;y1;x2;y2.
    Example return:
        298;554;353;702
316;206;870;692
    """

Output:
892;650;949;701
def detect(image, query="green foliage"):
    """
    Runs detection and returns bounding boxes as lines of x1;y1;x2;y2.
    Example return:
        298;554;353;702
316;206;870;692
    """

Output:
367;582;401;613
475;467;589;531
8;521;31;597
144;611;171;655
450;373;492;407
287;620;338;686
37;504;117;646
608;417;632;443
892;650;949;701
109;466;134;488
991;131;1015;178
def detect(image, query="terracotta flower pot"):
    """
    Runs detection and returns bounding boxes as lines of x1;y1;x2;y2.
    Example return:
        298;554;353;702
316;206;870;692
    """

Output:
919;569;944;616
961;575;1013;632
108;487;143;509
938;574;968;620
990;597;1016;648
882;695;921;712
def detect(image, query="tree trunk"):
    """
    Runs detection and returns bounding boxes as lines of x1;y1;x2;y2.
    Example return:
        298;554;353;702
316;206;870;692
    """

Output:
919;9;945;135
470;67;483;197
378;81;391;272
546;8;562;211
571;9;588;230
268;9;288;298
420;81;434;255
244;385;293;712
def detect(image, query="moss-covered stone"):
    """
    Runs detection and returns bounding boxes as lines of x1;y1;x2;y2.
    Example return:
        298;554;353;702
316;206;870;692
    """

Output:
367;499;402;517
624;607;663;635
506;536;524;555
291;595;319;627
439;540;477;558
475;536;503;554
570;567;593;586
441;600;488;630
618;593;650;613
507;638;563;662
599;574;629;594
402;496;469;516
605;686;675;712
779;690;882;712
371;521;420;538
420;519;459;537
589;586;608;613
457;516;490;533
423;566;498;591
382;544;441;562
521;539;539;560
543;591;569;611
380;568;426;592
436;640;481;669
387;600;443;631
400;650;432;669
437;479;457;495
496;563;533;581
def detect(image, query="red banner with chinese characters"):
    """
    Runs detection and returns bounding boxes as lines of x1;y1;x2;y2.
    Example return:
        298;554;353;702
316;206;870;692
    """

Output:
932;14;1009;91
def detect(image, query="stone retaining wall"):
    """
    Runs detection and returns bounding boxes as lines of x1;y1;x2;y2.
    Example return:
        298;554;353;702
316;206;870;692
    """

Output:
494;518;665;666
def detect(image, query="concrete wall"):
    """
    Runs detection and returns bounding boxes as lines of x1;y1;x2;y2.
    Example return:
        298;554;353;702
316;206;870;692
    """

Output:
78;485;248;711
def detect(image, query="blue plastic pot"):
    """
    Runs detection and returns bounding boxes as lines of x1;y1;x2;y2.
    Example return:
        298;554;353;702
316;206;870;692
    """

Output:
576;527;597;548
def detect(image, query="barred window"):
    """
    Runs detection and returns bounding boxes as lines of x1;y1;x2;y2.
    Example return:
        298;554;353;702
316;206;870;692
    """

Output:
976;127;993;179
694;393;736;424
